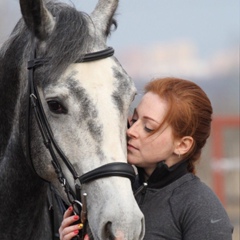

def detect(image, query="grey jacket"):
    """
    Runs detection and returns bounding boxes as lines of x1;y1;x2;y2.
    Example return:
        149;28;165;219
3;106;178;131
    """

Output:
134;162;233;240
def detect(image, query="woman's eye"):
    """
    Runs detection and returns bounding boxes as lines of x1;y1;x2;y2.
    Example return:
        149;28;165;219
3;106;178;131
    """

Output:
47;101;67;114
144;126;153;133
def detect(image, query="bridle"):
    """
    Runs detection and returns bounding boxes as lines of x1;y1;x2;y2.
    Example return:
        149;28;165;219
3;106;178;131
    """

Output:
26;42;136;239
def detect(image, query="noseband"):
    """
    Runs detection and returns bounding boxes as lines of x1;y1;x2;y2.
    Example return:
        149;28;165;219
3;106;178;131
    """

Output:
26;43;135;238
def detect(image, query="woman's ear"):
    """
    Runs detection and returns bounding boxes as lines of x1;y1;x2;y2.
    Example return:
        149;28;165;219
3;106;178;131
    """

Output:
174;136;194;156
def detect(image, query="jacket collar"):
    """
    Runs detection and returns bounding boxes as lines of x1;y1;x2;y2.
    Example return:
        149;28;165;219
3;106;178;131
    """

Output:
137;160;188;189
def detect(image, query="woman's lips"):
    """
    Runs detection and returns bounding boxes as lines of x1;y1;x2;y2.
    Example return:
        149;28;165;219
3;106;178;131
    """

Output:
127;143;138;151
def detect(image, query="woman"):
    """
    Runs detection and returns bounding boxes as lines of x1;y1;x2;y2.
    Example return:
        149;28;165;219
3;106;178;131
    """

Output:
59;77;233;240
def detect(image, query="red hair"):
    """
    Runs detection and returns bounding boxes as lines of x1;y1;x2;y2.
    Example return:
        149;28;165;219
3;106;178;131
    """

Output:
145;77;213;174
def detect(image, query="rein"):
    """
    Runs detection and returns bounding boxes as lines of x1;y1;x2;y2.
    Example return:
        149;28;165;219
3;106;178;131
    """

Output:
26;44;136;239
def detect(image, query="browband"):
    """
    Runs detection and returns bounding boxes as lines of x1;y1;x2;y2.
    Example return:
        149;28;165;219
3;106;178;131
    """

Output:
78;47;114;62
28;47;114;69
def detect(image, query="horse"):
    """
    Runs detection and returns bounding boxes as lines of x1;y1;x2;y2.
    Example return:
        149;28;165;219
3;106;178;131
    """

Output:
0;0;145;239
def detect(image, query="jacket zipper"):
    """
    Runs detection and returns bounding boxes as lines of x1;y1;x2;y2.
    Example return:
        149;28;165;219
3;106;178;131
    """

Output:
134;182;148;205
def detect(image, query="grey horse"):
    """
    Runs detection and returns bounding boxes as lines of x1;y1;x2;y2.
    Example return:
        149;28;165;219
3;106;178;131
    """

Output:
0;0;144;239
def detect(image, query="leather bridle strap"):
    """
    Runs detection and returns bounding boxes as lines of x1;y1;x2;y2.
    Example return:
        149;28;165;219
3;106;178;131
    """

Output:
80;162;136;184
77;47;114;62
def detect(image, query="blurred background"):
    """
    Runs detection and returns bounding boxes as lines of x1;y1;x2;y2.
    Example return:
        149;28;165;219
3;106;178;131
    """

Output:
0;0;239;238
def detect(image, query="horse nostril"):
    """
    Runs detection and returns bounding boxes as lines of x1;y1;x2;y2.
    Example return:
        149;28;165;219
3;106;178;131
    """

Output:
105;222;115;240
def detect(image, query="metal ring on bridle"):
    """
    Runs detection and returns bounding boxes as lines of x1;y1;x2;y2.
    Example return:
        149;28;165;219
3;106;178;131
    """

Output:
72;200;83;215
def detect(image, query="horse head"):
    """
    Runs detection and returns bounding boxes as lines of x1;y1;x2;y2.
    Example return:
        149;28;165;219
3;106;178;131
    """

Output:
15;0;144;239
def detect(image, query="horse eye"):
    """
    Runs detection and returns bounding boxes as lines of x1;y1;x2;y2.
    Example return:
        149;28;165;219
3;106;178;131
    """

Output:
47;101;67;114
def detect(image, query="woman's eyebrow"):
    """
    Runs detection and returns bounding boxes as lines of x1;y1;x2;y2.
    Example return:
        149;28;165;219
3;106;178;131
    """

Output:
134;107;159;124
144;116;160;124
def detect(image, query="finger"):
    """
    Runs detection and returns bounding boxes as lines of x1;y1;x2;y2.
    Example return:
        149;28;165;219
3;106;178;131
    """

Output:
59;223;83;240
63;206;74;219
61;229;79;240
84;234;90;240
60;215;80;230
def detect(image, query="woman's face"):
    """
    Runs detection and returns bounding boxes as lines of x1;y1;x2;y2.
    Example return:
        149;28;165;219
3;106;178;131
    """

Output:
127;92;179;176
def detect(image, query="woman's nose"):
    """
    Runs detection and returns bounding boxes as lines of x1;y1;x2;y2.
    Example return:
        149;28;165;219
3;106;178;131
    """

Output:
127;121;138;138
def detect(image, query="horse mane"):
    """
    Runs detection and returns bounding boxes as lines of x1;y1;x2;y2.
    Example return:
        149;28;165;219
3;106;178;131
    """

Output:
0;0;117;158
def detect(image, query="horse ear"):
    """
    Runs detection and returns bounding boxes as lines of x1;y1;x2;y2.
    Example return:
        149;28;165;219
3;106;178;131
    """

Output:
91;0;118;40
19;0;55;40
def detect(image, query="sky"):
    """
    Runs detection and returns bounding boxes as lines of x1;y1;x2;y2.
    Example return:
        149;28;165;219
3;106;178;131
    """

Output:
0;0;239;111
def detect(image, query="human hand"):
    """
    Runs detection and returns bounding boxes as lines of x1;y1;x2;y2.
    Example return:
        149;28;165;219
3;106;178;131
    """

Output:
59;206;123;240
59;206;86;240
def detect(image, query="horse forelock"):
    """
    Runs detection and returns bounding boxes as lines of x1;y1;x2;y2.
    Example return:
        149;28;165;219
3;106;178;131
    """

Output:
33;2;92;85
44;3;90;61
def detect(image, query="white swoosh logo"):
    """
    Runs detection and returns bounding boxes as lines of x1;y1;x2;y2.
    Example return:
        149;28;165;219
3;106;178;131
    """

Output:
211;219;222;224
